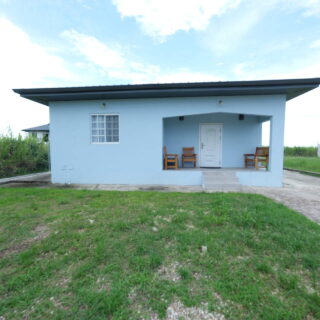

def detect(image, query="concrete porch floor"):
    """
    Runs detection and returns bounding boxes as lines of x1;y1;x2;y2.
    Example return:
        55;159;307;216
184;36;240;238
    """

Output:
164;167;268;191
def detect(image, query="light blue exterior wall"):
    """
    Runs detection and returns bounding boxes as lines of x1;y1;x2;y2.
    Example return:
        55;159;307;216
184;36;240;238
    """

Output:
163;113;263;168
49;95;286;187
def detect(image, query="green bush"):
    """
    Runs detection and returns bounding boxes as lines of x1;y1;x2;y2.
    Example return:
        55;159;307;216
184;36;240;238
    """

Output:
0;132;49;178
284;146;317;157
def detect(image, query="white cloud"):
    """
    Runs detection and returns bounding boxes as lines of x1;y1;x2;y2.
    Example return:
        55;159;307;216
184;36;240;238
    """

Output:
203;0;320;56
62;29;221;84
310;39;320;48
231;61;320;146
296;0;320;16
0;17;73;135
203;1;271;56
112;0;241;39
62;29;161;83
156;71;222;83
111;0;319;41
282;86;320;146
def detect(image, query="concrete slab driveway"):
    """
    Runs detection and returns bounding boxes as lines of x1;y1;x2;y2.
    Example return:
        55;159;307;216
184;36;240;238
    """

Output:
247;171;320;224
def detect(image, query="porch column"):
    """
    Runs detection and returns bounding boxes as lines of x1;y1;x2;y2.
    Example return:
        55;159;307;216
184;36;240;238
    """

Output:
269;107;286;179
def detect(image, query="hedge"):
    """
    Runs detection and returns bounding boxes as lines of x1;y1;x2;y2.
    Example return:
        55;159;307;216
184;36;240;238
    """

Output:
0;133;49;178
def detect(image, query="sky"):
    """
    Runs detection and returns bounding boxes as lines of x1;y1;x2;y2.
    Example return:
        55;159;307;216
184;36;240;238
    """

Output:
0;0;319;146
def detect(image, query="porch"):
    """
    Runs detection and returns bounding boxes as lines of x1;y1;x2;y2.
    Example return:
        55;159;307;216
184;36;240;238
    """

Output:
161;111;280;187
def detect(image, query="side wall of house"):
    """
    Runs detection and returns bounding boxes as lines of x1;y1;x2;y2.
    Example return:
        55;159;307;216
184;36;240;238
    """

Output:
163;113;262;168
49;95;286;186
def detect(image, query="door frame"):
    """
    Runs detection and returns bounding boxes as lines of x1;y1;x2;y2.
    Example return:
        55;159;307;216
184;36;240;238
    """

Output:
199;123;223;167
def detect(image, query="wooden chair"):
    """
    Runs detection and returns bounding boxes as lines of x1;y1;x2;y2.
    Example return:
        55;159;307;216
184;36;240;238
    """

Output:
182;147;197;168
163;146;178;169
244;147;269;169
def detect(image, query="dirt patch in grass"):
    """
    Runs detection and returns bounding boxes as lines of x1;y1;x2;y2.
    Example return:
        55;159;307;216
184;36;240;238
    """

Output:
0;224;49;258
157;262;182;282
166;300;225;320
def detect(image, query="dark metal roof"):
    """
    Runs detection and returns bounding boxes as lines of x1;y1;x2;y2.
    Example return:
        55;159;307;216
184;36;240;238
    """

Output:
13;78;320;106
22;124;49;132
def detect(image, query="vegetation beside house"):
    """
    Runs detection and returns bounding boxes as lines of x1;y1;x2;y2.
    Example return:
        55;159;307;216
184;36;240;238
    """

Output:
284;146;317;157
0;189;319;319
284;146;320;174
0;132;49;178
284;156;320;173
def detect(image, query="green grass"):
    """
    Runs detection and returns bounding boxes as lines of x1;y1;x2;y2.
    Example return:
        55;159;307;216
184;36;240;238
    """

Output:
0;188;319;319
284;156;320;173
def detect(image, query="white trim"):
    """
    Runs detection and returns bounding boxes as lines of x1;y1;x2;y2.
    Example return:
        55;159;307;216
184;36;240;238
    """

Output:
199;123;223;167
90;113;120;144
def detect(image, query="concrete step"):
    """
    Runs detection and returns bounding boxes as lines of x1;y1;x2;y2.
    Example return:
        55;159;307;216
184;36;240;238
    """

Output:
202;170;241;190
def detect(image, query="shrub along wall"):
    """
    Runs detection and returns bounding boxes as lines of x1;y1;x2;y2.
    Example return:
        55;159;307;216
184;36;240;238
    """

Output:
284;146;317;157
0;133;49;178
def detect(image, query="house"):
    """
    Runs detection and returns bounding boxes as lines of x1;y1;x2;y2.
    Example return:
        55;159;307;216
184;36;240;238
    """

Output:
22;123;49;141
13;78;320;188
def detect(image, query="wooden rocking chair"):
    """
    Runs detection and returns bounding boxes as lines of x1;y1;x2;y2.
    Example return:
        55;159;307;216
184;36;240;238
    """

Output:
244;147;269;169
182;147;197;168
163;146;178;169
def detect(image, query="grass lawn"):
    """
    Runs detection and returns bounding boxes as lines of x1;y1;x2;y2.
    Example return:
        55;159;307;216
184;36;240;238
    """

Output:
0;188;319;319
284;156;320;174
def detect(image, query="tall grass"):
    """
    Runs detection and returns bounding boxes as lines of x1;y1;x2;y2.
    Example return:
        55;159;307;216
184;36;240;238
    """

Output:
284;146;317;157
284;157;320;173
0;132;49;178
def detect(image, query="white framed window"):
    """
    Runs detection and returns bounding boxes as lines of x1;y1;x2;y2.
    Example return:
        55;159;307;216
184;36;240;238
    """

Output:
91;114;119;143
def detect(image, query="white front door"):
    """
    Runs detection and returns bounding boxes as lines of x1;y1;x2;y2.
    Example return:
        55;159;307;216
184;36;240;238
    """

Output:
199;124;222;167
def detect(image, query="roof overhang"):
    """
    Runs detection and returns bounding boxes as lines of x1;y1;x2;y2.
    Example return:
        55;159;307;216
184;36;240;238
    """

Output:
22;124;49;132
13;78;320;106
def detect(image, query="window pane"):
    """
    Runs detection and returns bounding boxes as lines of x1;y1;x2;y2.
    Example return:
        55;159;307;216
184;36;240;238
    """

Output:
91;115;119;143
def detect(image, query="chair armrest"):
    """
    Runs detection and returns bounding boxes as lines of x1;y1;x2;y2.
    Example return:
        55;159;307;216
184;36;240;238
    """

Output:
166;153;178;157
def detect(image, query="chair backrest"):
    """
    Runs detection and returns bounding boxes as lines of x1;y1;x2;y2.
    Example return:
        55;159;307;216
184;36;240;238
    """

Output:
183;147;194;155
163;146;167;155
256;147;269;156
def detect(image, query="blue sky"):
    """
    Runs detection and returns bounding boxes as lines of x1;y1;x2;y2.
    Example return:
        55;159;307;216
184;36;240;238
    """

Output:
0;0;319;145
